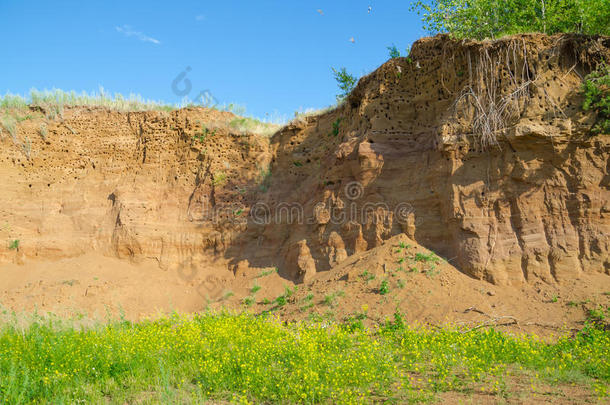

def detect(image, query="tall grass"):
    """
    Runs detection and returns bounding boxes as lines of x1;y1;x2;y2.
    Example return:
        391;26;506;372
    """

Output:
0;115;18;144
229;116;281;137
0;89;284;136
0;312;607;403
0;88;176;113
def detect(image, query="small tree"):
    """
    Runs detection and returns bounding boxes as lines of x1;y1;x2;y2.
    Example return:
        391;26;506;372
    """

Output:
387;44;401;59
332;67;357;103
410;0;610;40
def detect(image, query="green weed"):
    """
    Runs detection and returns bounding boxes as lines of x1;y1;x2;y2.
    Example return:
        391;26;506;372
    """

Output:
0;312;606;403
257;268;278;278
379;280;390;295
323;291;345;307
330;118;342;137
274;295;287;307
414;252;440;263
250;285;261;294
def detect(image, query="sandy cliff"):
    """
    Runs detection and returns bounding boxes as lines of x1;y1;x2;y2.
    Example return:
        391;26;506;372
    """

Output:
1;33;608;322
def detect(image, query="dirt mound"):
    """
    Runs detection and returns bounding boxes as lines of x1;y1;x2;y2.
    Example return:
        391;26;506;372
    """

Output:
220;234;609;335
0;33;609;330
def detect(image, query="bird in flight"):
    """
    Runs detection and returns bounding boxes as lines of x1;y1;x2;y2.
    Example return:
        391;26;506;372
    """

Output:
317;9;324;15
368;6;372;13
349;37;355;43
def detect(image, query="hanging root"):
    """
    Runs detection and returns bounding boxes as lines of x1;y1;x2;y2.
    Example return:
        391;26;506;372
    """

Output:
454;39;536;150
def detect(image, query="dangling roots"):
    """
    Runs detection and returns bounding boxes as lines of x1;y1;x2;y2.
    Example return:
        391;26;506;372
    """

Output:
454;39;536;150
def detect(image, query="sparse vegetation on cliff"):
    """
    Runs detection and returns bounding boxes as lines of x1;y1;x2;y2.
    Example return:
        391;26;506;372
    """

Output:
0;89;282;136
1;89;174;113
331;67;357;103
387;44;401;59
582;61;610;135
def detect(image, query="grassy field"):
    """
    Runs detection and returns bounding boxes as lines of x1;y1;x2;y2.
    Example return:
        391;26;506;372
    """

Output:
0;311;607;404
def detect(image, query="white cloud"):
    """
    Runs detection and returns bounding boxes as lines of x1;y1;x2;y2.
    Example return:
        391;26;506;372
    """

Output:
115;25;160;45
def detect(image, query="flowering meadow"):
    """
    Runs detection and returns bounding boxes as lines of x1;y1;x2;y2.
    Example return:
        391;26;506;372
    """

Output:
0;312;607;403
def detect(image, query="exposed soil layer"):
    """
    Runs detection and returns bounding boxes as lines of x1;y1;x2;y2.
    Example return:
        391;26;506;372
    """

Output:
0;34;608;333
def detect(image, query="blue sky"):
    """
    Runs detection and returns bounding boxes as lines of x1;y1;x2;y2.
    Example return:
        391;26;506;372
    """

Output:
0;1;427;120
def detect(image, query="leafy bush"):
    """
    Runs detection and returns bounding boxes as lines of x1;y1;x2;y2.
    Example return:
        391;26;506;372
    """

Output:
410;0;610;40
379;280;390;295
582;62;610;135
331;67;357;103
387;44;401;59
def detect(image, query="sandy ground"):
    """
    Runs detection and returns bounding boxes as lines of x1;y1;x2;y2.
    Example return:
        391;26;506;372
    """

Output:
2;235;607;340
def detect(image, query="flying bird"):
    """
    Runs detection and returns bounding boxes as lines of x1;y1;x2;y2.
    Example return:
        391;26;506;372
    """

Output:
368;6;372;13
317;9;324;15
349;37;355;43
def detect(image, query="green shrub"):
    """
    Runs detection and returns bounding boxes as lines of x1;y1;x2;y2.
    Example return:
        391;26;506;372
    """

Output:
582;62;610;135
331;67;357;103
379;280;390;295
387;44;401;59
